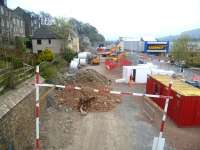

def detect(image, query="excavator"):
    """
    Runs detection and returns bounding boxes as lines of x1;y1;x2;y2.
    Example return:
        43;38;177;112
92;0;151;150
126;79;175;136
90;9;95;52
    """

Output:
104;45;123;62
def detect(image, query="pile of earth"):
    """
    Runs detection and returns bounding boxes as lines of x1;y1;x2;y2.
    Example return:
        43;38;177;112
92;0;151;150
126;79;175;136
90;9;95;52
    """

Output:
55;69;121;113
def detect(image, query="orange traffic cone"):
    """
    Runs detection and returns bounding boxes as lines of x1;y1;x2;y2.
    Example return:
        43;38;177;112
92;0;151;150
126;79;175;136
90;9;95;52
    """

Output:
128;75;134;87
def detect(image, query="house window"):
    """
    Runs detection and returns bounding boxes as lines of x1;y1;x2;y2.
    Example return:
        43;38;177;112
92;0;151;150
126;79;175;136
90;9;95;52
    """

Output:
37;39;42;45
48;39;51;44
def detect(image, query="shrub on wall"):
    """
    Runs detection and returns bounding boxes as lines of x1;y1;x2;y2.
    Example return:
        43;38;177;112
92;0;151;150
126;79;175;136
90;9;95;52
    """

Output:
37;48;55;64
64;47;76;63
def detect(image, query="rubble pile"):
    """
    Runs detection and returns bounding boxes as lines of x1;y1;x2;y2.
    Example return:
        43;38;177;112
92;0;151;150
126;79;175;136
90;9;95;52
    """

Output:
55;69;121;112
66;69;111;86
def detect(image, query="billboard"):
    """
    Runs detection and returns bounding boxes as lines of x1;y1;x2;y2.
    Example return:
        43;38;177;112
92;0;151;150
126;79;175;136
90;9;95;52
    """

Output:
144;41;169;53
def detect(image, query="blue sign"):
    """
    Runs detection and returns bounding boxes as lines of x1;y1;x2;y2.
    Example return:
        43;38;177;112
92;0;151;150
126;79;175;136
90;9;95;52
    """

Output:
144;41;169;53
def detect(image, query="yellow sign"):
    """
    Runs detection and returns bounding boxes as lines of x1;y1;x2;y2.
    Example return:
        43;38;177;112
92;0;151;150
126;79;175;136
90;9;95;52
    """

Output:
148;45;166;50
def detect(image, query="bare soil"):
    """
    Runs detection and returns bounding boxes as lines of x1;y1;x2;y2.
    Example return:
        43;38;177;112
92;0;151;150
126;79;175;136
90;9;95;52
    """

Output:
56;69;121;112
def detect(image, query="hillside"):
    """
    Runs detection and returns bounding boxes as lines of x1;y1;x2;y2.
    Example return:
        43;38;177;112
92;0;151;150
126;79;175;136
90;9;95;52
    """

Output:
68;18;105;50
182;28;200;39
158;28;200;41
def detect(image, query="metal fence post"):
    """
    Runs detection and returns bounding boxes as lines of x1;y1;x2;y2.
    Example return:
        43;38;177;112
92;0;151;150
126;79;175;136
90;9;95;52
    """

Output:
35;65;40;150
152;81;172;150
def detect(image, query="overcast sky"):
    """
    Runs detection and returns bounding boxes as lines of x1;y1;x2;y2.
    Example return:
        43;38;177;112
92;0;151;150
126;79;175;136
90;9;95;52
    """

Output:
8;0;200;40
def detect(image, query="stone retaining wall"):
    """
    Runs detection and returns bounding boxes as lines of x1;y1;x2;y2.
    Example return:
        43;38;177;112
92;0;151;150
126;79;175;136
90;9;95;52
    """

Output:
0;77;48;150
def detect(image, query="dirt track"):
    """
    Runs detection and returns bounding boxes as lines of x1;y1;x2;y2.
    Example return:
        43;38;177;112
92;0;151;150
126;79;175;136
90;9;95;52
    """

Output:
41;64;200;150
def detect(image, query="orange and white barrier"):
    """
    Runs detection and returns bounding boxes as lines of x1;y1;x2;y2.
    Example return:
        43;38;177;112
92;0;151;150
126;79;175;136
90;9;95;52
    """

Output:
152;82;172;150
35;66;40;150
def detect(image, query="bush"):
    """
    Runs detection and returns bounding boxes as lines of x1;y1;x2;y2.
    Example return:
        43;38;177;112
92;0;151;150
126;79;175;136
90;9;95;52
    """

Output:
13;58;23;69
52;56;67;70
64;47;76;63
37;48;55;64
40;65;57;81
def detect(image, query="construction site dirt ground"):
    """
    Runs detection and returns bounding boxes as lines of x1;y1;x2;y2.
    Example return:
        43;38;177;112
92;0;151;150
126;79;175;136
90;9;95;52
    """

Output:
40;64;200;150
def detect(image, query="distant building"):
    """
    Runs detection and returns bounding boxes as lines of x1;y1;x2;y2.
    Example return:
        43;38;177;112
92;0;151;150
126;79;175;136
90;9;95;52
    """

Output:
32;25;79;53
0;2;25;47
120;37;144;52
120;37;169;55
14;7;41;36
0;0;6;6
0;2;42;48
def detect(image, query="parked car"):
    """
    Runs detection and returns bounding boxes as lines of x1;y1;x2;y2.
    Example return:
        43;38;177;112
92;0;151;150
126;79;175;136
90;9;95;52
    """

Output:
185;80;200;88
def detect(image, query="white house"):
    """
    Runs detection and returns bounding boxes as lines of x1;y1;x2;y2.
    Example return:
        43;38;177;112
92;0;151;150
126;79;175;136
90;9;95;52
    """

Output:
32;25;79;53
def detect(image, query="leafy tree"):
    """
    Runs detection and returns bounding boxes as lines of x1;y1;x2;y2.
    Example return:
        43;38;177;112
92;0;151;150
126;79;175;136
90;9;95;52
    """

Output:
15;36;26;53
51;17;105;51
171;35;190;65
189;51;200;67
68;18;105;47
51;17;75;49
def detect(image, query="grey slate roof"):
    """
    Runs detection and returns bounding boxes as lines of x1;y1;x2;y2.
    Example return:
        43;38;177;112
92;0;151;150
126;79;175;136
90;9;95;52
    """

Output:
32;25;61;39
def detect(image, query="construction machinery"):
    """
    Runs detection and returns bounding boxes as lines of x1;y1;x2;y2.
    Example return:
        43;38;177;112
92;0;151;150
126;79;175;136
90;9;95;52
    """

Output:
90;55;100;65
99;44;122;58
96;44;106;52
104;51;132;70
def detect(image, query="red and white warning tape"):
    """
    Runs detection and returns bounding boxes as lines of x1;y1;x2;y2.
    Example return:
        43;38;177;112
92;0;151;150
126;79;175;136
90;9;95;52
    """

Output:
37;83;172;99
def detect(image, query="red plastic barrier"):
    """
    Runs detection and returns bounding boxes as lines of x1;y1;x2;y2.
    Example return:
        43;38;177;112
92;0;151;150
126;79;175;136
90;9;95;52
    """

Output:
119;59;132;66
105;58;132;70
105;60;118;70
192;75;200;81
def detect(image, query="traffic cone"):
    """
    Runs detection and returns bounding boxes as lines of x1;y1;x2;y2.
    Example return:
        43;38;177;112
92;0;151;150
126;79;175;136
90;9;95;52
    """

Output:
128;75;134;87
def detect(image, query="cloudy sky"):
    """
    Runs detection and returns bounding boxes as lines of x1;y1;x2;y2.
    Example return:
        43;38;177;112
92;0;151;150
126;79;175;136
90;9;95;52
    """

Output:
8;0;200;40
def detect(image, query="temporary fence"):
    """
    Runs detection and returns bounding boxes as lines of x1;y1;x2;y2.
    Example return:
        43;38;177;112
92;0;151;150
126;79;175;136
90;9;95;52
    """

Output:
34;65;173;150
104;60;118;70
192;75;200;81
0;63;34;92
104;59;132;70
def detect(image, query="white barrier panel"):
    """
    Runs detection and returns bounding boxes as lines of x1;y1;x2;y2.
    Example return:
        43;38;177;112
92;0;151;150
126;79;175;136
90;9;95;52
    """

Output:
152;137;165;150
